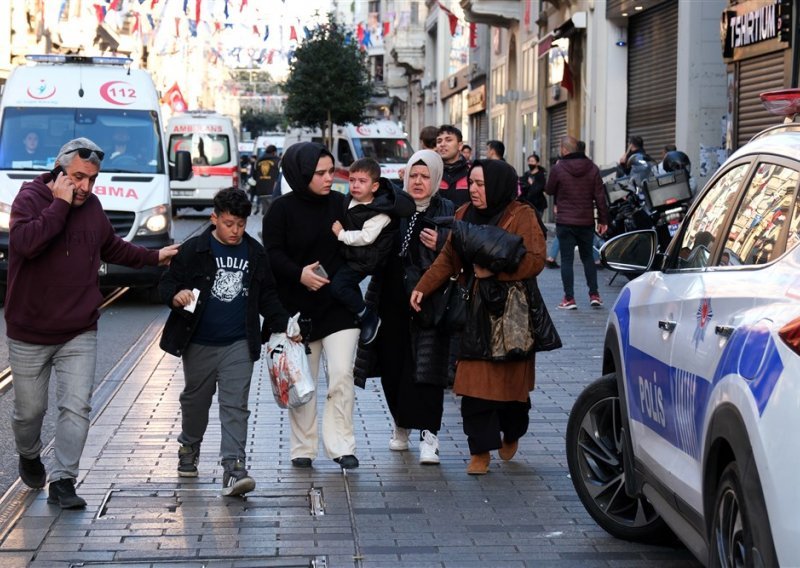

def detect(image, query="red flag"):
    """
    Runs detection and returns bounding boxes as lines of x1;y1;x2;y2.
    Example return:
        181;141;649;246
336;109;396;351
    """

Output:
214;21;222;32
240;0;248;11
162;83;187;112
93;4;105;23
561;63;574;97
151;0;158;8
174;17;180;38
383;21;390;37
289;26;297;41
109;0;121;10
252;25;259;36
447;13;458;36
195;0;201;24
132;13;140;35
469;23;477;48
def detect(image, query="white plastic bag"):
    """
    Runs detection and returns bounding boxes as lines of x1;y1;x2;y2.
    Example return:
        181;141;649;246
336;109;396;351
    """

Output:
266;313;314;409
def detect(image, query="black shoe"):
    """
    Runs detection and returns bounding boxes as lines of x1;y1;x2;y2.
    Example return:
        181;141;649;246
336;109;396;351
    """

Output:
334;455;359;469
221;459;256;497
291;457;313;468
358;309;381;345
177;443;200;478
18;455;46;489
545;259;560;269
47;478;86;509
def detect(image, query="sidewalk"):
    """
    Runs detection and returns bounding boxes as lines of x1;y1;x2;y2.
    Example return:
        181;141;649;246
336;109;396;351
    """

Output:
0;249;697;567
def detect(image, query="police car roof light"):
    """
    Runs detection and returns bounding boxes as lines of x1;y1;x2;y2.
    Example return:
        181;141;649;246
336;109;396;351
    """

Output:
760;89;800;119
778;317;800;356
25;54;132;66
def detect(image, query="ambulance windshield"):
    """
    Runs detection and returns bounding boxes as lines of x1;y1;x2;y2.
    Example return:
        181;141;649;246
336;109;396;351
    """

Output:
0;107;165;174
352;137;412;164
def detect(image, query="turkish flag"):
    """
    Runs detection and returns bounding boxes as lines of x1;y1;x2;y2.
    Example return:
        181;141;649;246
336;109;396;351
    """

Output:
162;83;187;112
561;63;574;97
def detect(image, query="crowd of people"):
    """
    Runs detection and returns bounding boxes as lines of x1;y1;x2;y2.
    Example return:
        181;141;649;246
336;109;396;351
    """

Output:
7;125;635;508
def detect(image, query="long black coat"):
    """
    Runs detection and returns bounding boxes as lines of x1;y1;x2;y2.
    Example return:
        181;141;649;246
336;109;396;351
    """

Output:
354;193;455;388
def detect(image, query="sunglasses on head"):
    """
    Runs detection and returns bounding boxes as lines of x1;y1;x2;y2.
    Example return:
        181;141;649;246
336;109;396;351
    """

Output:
64;147;105;161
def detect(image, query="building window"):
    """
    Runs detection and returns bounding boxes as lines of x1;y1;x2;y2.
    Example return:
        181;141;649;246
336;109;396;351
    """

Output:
491;114;505;142
411;2;419;25
368;1;379;13
522;44;536;96
491;64;507;105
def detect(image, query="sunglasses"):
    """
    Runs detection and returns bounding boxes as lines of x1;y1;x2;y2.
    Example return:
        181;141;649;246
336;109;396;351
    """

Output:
64;147;105;161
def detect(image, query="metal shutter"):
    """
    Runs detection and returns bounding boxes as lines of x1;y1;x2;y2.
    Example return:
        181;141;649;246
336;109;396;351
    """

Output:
626;1;678;156
547;103;567;166
736;53;785;148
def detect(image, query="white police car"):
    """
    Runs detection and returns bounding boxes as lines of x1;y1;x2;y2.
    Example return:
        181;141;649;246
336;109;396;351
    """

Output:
566;89;800;567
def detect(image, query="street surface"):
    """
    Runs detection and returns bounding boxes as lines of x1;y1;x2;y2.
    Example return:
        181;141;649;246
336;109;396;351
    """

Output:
0;213;700;567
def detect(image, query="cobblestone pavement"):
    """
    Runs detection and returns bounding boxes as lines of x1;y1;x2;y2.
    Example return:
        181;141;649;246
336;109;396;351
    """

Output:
0;236;701;567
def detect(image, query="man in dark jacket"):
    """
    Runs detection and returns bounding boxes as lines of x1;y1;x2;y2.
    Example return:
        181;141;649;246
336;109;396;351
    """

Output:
253;145;279;214
436;124;470;207
545;136;608;310
159;188;294;496
7;137;178;508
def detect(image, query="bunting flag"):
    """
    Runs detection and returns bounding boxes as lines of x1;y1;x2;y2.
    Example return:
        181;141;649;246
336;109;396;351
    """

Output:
437;1;461;37
561;62;574;97
195;0;201;24
252;25;259;36
108;0;121;10
240;0;248;11
174;16;180;38
303;26;311;39
93;3;106;23
289;26;297;41
383;21;390;37
162;83;187;112
263;25;269;41
132;12;141;34
151;0;158;9
182;0;188;14
188;20;197;37
469;22;477;48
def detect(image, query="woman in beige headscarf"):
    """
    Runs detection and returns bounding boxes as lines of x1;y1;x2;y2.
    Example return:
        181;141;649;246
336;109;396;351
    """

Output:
354;149;455;465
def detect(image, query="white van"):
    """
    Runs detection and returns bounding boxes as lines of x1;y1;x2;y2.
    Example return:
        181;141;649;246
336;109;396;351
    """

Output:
283;120;412;192
0;54;184;298
166;111;239;215
254;133;284;158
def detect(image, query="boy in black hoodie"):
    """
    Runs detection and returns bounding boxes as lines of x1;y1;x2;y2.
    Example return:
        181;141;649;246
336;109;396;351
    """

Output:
331;158;413;344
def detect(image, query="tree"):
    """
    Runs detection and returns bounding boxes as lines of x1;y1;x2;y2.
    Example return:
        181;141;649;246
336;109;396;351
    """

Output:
241;109;285;135
283;16;372;146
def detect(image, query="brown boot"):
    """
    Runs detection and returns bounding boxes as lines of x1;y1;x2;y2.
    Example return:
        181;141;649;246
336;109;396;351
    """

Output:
466;452;491;475
498;438;518;461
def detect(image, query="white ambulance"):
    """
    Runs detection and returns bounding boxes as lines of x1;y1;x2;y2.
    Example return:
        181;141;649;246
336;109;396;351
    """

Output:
283;120;412;192
166;111;239;215
0;54;186;299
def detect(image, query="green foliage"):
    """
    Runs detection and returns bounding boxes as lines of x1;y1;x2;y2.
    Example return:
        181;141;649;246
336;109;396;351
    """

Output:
283;17;372;133
241;109;285;135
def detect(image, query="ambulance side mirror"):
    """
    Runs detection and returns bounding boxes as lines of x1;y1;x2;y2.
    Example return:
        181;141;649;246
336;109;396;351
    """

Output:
171;150;192;181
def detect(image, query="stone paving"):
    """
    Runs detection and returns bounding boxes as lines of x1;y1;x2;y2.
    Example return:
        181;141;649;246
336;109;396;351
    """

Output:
0;236;701;567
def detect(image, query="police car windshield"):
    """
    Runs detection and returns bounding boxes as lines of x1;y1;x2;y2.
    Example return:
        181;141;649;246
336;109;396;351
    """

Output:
0;108;165;174
352;137;412;164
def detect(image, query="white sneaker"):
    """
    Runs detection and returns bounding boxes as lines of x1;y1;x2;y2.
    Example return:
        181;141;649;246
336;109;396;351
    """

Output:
419;430;440;465
389;426;410;451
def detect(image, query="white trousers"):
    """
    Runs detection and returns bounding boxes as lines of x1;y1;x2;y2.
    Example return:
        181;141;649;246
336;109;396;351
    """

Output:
289;327;359;460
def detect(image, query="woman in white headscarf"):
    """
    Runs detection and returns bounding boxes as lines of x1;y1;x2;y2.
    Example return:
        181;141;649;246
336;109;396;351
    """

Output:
354;149;455;465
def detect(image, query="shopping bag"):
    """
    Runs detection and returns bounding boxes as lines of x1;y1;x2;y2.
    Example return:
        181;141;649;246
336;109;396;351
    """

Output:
266;313;314;409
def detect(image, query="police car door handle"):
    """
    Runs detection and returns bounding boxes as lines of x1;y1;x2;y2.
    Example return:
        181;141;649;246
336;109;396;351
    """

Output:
715;325;734;338
658;320;677;333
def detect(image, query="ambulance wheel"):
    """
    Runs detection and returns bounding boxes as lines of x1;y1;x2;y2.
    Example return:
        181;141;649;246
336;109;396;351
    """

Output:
709;462;777;568
566;373;671;543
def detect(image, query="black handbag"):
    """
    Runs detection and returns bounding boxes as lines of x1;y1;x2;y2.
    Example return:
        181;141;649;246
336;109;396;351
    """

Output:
526;278;562;352
436;273;470;332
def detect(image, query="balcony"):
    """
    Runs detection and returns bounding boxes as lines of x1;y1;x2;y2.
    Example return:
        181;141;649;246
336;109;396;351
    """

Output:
459;0;520;28
388;26;426;74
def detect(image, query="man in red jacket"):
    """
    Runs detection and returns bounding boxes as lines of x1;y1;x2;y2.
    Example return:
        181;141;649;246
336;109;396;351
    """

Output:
545;136;608;310
5;137;178;508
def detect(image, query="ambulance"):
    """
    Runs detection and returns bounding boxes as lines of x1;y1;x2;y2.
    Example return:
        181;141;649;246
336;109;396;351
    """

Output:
166;111;239;215
0;54;186;300
283;120;412;192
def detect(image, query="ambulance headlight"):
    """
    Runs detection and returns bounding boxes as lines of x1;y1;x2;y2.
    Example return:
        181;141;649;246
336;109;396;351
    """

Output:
0;202;11;232
137;205;170;236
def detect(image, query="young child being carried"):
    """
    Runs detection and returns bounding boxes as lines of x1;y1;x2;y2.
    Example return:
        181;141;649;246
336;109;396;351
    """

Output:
331;158;413;344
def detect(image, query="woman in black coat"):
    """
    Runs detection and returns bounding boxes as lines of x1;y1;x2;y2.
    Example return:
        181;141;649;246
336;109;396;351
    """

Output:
262;142;361;470
354;149;455;465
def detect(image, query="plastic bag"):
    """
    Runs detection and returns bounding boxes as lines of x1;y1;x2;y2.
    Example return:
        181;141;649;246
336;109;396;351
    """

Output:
266;313;314;409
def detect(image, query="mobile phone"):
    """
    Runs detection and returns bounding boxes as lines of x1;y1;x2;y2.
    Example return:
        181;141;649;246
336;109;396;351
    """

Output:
50;165;64;179
421;217;438;231
312;264;328;279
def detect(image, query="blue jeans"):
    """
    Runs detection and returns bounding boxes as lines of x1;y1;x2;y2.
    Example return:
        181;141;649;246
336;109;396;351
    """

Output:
9;331;97;481
556;224;598;299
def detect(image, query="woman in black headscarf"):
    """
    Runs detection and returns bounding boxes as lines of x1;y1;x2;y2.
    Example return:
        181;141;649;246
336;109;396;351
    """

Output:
410;159;546;475
262;142;361;470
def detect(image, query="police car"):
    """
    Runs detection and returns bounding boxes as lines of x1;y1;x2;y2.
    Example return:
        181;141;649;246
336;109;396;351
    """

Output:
566;89;800;567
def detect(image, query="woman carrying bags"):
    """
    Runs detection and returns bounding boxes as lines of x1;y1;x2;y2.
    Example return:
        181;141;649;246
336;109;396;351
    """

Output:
262;142;360;470
410;159;547;475
354;149;455;465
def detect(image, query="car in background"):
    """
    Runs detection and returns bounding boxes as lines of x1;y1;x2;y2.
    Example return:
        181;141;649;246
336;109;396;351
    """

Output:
566;89;800;567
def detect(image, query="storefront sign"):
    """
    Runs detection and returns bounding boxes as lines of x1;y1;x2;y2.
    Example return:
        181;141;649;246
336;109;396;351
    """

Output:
721;0;790;61
467;85;486;114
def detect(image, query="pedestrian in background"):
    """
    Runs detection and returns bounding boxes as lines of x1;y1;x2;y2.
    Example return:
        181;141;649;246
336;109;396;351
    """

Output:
545;136;608;310
262;142;361;470
355;149;454;465
461;144;473;163
520;153;547;215
159;188;296;497
436;125;470;207
253;145;279;214
410;158;546;475
7;137;178;508
419;125;439;150
485;140;505;161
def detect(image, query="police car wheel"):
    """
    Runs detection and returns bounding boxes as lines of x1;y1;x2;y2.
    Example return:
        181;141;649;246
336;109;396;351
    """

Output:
566;373;671;543
709;462;776;568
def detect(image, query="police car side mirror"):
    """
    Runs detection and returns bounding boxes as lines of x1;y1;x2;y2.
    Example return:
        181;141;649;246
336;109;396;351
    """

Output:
171;150;192;181
600;229;658;273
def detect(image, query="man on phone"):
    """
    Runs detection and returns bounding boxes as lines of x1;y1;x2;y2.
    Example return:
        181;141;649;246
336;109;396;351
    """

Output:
5;137;179;508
